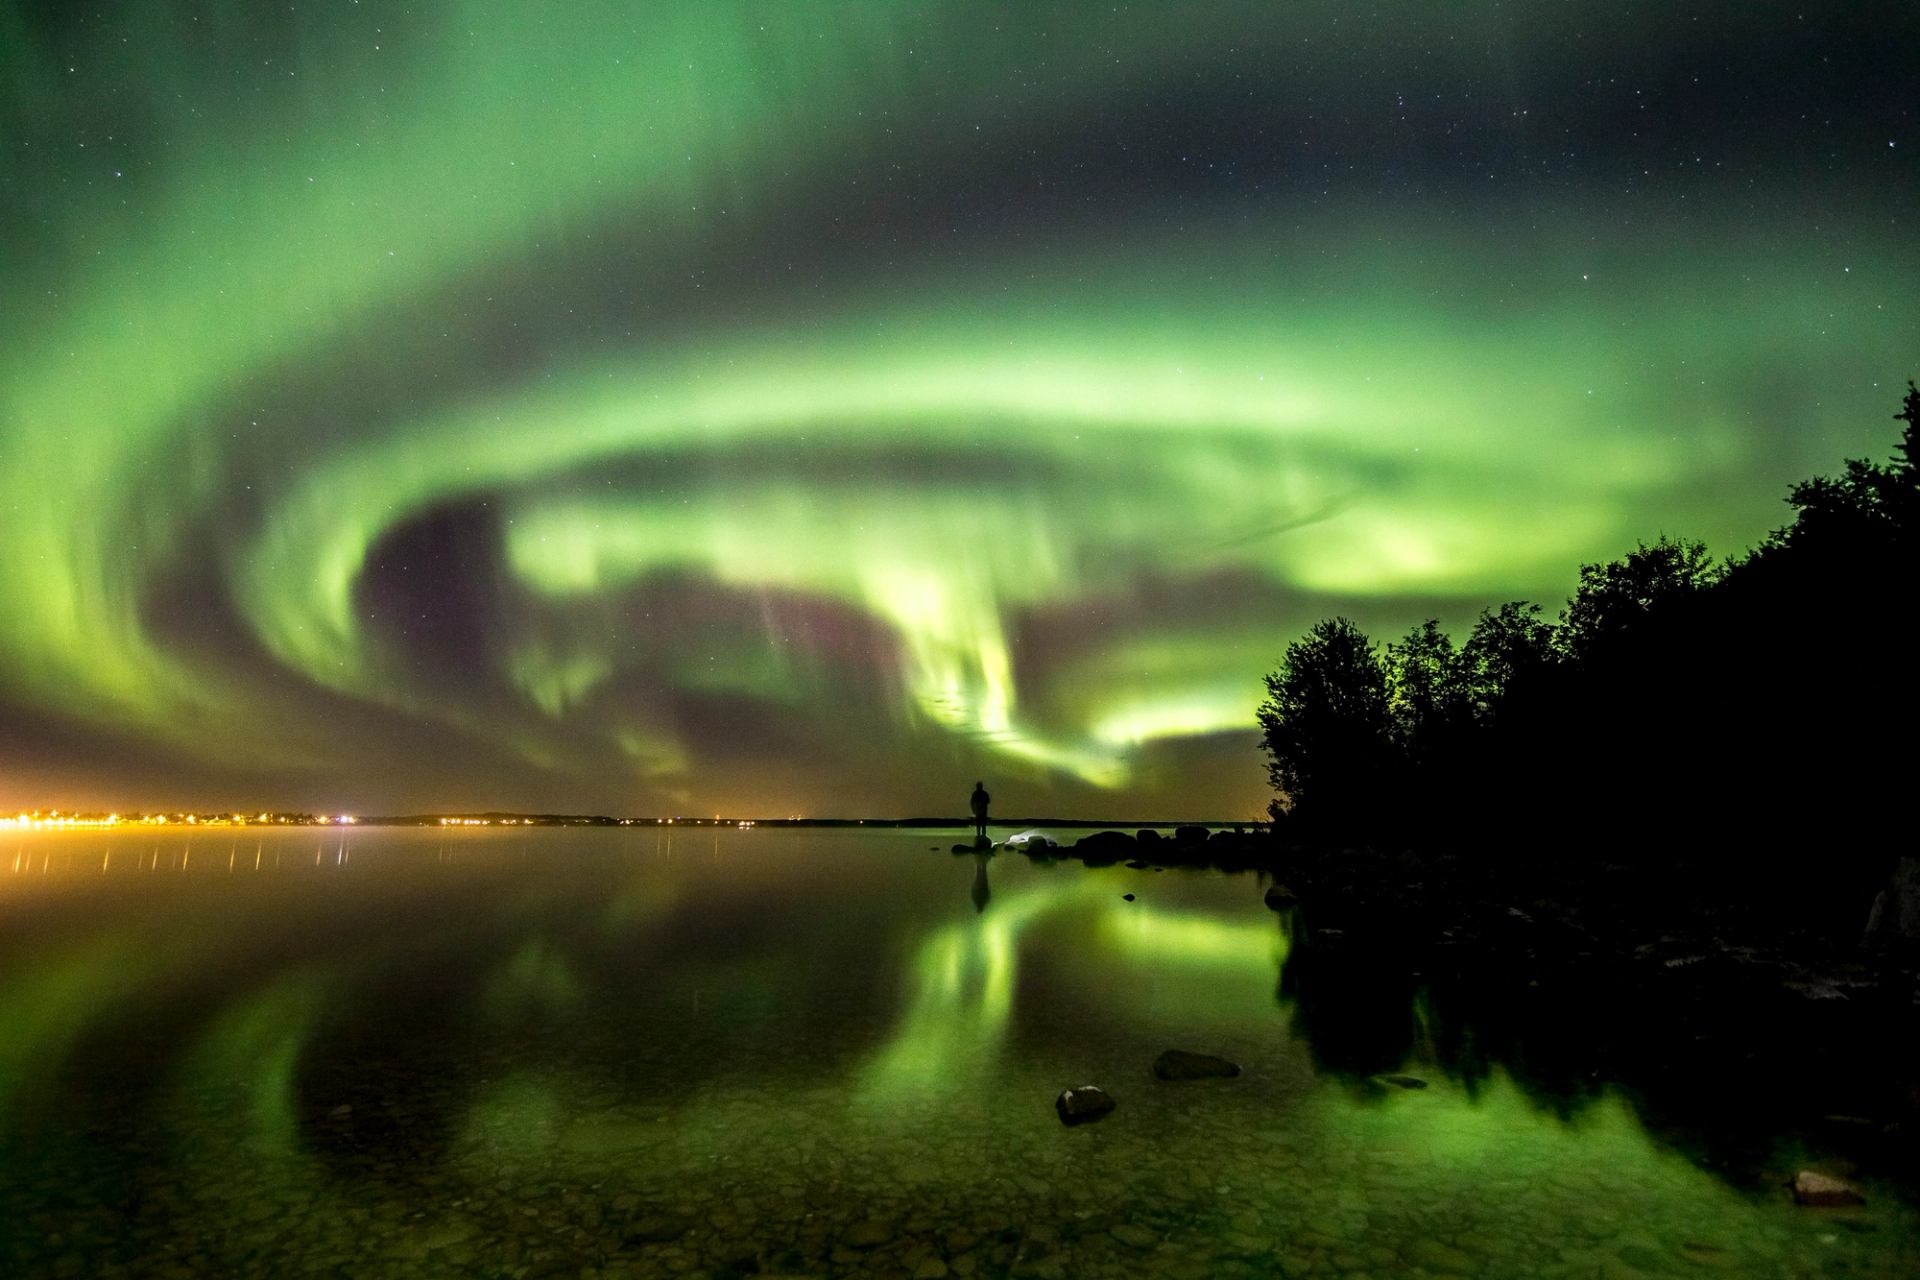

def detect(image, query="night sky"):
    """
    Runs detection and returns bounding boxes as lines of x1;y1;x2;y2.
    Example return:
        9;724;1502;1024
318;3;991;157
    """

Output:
1;3;1914;818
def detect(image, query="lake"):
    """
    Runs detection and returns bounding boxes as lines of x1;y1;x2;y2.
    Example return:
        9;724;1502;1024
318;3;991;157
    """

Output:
0;826;1912;1278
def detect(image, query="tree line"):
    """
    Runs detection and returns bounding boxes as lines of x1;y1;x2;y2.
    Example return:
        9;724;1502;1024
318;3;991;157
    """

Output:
1259;384;1919;926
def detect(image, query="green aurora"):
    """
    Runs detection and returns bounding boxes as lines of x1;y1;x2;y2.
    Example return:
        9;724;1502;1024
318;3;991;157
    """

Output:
1;3;1914;815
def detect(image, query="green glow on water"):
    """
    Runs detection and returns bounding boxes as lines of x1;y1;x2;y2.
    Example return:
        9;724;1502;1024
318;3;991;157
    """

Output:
0;935;156;1117
0;829;1913;1275
174;971;332;1164
861;878;1075;1100
481;942;583;1024
1098;906;1289;972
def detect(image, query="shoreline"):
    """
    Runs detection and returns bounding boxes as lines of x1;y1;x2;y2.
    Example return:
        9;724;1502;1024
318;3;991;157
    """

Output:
989;826;1920;1188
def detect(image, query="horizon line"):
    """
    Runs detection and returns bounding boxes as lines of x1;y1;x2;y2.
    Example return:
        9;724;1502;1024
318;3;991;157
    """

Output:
1;808;1256;830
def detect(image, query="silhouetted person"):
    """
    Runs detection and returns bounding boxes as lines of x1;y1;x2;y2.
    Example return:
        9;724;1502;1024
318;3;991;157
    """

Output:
970;780;991;843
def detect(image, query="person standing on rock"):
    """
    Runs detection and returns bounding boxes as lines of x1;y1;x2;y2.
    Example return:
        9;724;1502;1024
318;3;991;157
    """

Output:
970;781;991;844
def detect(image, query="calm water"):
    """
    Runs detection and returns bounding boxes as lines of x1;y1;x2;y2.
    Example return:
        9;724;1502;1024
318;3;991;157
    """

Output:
0;826;1911;1278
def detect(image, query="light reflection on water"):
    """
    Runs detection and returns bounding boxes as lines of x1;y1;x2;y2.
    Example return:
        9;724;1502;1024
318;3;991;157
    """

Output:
0;826;1912;1277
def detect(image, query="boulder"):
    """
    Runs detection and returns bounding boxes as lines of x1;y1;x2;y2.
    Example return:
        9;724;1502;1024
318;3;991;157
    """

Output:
1864;856;1920;948
1791;1170;1864;1207
1263;883;1298;910
1173;825;1209;845
1055;1085;1116;1126
1075;830;1137;865
1136;829;1163;845
1152;1049;1241;1080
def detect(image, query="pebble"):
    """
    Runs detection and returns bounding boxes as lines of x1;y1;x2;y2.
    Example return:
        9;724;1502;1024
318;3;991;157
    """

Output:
1793;1170;1866;1207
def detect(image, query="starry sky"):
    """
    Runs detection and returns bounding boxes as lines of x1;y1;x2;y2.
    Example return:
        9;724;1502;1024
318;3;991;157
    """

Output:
1;2;1914;818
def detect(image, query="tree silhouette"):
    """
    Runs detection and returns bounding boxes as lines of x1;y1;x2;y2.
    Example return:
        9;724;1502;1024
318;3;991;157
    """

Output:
1459;601;1556;723
1384;619;1476;792
1256;384;1917;938
1761;380;1919;562
1259;617;1398;828
1558;535;1720;660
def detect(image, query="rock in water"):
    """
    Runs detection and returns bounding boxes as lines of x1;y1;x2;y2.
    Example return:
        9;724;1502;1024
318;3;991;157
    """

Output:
1792;1170;1864;1207
1173;825;1209;845
1263;883;1298;910
1056;1085;1116;1125
842;1219;898;1248
1864;856;1920;948
623;1212;691;1244
1377;1074;1428;1089
1152;1049;1241;1080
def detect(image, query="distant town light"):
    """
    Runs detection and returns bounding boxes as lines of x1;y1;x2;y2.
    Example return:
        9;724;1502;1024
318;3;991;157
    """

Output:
0;812;125;830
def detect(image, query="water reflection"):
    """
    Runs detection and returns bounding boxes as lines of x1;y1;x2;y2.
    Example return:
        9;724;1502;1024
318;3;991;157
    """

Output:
859;869;1072;1101
0;827;1912;1277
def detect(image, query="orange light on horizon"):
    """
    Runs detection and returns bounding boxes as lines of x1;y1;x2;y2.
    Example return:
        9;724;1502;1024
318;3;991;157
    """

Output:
0;812;126;830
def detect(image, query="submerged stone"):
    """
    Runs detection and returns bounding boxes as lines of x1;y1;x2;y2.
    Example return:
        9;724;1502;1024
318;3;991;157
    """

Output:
1377;1074;1428;1089
1055;1086;1116;1125
1152;1050;1241;1080
1791;1170;1864;1207
623;1212;691;1244
1678;1240;1735;1266
1404;1238;1476;1274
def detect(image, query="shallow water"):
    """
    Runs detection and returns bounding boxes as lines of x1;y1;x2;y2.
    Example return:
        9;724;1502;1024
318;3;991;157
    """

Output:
0;826;1911;1278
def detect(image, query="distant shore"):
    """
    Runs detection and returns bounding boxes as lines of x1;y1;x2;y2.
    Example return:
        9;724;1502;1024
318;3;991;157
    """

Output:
4;810;1252;831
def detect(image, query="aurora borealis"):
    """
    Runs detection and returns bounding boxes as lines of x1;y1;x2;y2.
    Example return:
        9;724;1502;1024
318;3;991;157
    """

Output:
1;3;1914;817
